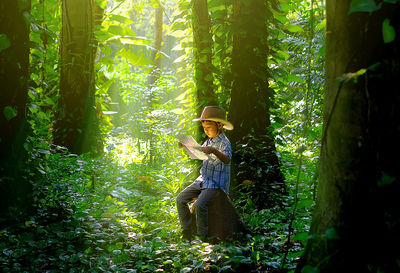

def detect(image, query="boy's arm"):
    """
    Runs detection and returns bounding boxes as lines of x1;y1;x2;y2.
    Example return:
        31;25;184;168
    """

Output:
201;146;230;164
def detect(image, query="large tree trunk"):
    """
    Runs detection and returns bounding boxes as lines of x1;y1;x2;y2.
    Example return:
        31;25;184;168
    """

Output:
0;1;32;214
192;0;216;122
297;2;400;272
53;0;103;155
229;0;284;205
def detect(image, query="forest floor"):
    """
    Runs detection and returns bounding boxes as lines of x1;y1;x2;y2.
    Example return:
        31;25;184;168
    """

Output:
0;142;303;273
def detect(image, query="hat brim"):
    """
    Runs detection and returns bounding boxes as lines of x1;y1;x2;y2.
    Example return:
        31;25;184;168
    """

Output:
193;118;234;130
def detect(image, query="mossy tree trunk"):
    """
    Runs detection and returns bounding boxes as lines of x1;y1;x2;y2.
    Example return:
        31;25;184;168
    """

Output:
192;0;216;135
0;0;32;214
228;0;284;205
148;6;163;87
297;2;400;272
53;0;103;155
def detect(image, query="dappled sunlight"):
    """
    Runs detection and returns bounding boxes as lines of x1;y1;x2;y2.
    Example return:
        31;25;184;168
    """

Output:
0;0;330;271
104;135;147;166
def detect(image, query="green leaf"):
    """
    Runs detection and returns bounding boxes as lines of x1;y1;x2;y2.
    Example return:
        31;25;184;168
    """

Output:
110;14;134;25
98;78;116;95
296;199;314;209
324;227;340;240
108;25;126;36
280;2;291;12
382;18;396;43
94;29;112;42
384;0;400;3
287;74;305;83
301;264;320;273
95;0;107;9
101;45;112;56
118;45;152;66
275;15;289;24
3;106;18;121
378;172;396;187
292;232;309;243
166;30;186;39
348;0;381;14
0;34;11;52
317;45;326;58
276;50;290;61
316;19;326;30
286;24;304;33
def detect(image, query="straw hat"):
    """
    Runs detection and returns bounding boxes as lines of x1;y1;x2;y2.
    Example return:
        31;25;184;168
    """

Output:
193;106;234;130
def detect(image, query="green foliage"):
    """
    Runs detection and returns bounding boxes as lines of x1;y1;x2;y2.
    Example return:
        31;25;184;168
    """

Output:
382;18;396;43
348;0;400;14
3;106;18;121
0;0;328;272
348;0;381;13
0;34;11;52
265;0;324;269
27;0;61;141
348;0;399;44
0;142;294;272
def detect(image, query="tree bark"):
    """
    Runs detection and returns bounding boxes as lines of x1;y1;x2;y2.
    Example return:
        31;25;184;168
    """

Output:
53;0;103;155
0;0;32;214
297;2;400;272
229;0;284;204
191;189;249;241
192;0;216;119
148;6;163;86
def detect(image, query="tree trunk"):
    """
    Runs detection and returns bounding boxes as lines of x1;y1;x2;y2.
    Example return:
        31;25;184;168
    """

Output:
229;0;284;205
192;0;216;125
147;5;163;166
190;189;249;241
0;1;32;214
148;6;163;87
297;2;400;272
53;0;103;155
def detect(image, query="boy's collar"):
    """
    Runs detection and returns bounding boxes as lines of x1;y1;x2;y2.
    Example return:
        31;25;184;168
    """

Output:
209;132;224;141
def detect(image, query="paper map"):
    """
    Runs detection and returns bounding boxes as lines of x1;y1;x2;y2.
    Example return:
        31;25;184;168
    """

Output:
177;135;209;160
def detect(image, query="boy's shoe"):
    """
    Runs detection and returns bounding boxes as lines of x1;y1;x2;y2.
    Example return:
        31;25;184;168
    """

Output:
182;229;192;241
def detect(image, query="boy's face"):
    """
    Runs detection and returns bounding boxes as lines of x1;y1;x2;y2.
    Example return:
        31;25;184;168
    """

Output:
202;120;222;138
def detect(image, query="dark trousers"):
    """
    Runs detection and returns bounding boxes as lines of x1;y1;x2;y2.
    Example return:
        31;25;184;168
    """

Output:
176;182;220;236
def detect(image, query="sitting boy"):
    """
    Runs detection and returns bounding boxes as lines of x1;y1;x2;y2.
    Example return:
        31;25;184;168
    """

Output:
176;106;233;241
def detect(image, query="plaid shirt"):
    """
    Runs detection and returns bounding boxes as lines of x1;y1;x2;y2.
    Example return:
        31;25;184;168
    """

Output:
195;132;232;193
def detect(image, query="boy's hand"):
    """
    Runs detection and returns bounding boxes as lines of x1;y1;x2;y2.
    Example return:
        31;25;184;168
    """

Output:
201;146;215;154
201;146;230;164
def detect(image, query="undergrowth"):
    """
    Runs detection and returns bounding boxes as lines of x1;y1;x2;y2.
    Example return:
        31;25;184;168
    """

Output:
0;139;310;273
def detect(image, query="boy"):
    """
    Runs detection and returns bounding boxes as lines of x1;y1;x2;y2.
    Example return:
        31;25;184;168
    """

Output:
176;106;233;241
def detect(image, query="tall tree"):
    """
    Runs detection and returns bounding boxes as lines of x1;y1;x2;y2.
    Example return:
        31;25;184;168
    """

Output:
191;0;216;116
297;2;400;272
229;0;284;204
0;1;32;214
147;4;163;165
148;5;163;86
53;0;103;155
